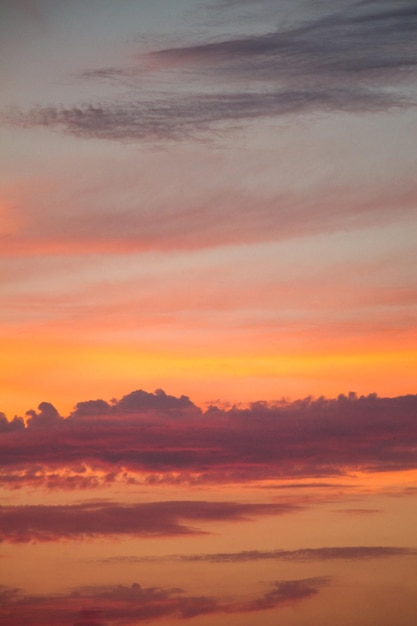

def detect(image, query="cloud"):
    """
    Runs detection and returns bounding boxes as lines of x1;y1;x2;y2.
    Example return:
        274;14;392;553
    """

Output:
0;414;24;433
3;165;415;258
232;577;330;612
149;0;417;79
70;389;199;419
335;508;382;515
114;388;198;415
2;86;410;145
181;546;417;563
0;499;296;543
1;390;417;487
25;402;63;429
0;577;329;625
101;545;417;565
2;0;416;142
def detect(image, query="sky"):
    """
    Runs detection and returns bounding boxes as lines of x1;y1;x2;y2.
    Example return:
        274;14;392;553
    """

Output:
0;1;417;625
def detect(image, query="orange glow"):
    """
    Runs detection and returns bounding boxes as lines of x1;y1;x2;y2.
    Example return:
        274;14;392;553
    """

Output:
1;330;416;417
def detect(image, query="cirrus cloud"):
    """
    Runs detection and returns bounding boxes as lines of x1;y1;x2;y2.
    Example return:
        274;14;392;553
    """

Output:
2;0;416;143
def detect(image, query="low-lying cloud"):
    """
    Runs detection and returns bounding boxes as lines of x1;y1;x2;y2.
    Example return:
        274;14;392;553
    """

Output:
1;389;417;487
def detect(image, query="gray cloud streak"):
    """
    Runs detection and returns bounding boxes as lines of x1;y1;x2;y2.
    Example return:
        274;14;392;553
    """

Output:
3;0;416;142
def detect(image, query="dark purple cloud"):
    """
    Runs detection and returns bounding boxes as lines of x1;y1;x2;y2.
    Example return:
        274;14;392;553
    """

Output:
0;414;24;433
1;390;417;487
0;577;330;625
0;499;296;543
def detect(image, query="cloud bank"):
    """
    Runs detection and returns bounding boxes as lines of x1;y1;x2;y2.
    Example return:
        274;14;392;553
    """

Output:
1;389;417;486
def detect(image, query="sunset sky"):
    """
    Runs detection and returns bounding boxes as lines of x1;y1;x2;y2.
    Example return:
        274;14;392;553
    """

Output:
1;1;417;625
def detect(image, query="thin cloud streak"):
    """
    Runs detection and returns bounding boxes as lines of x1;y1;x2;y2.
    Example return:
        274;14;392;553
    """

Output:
181;546;417;563
101;546;417;564
3;175;416;257
0;577;330;625
0;500;297;543
4;88;407;143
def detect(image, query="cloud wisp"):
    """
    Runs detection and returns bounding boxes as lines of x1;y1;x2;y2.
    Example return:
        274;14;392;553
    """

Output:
0;577;330;625
180;545;417;563
1;389;417;487
4;170;415;257
3;0;416;142
0;499;297;543
101;545;417;565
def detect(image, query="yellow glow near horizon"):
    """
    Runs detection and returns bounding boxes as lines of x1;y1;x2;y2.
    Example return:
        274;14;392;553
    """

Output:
1;332;416;417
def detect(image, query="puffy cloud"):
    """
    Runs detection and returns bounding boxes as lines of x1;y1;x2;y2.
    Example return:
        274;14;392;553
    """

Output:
0;414;24;433
115;388;198;415
25;402;63;429
69;389;198;420
1;390;417;486
70;400;111;419
0;499;297;543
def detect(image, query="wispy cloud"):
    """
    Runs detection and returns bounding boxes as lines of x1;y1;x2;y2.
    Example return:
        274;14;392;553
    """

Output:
0;577;330;625
3;169;415;256
0;500;296;543
335;507;382;515
181;545;417;563
1;390;417;486
101;545;417;564
3;0;416;142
